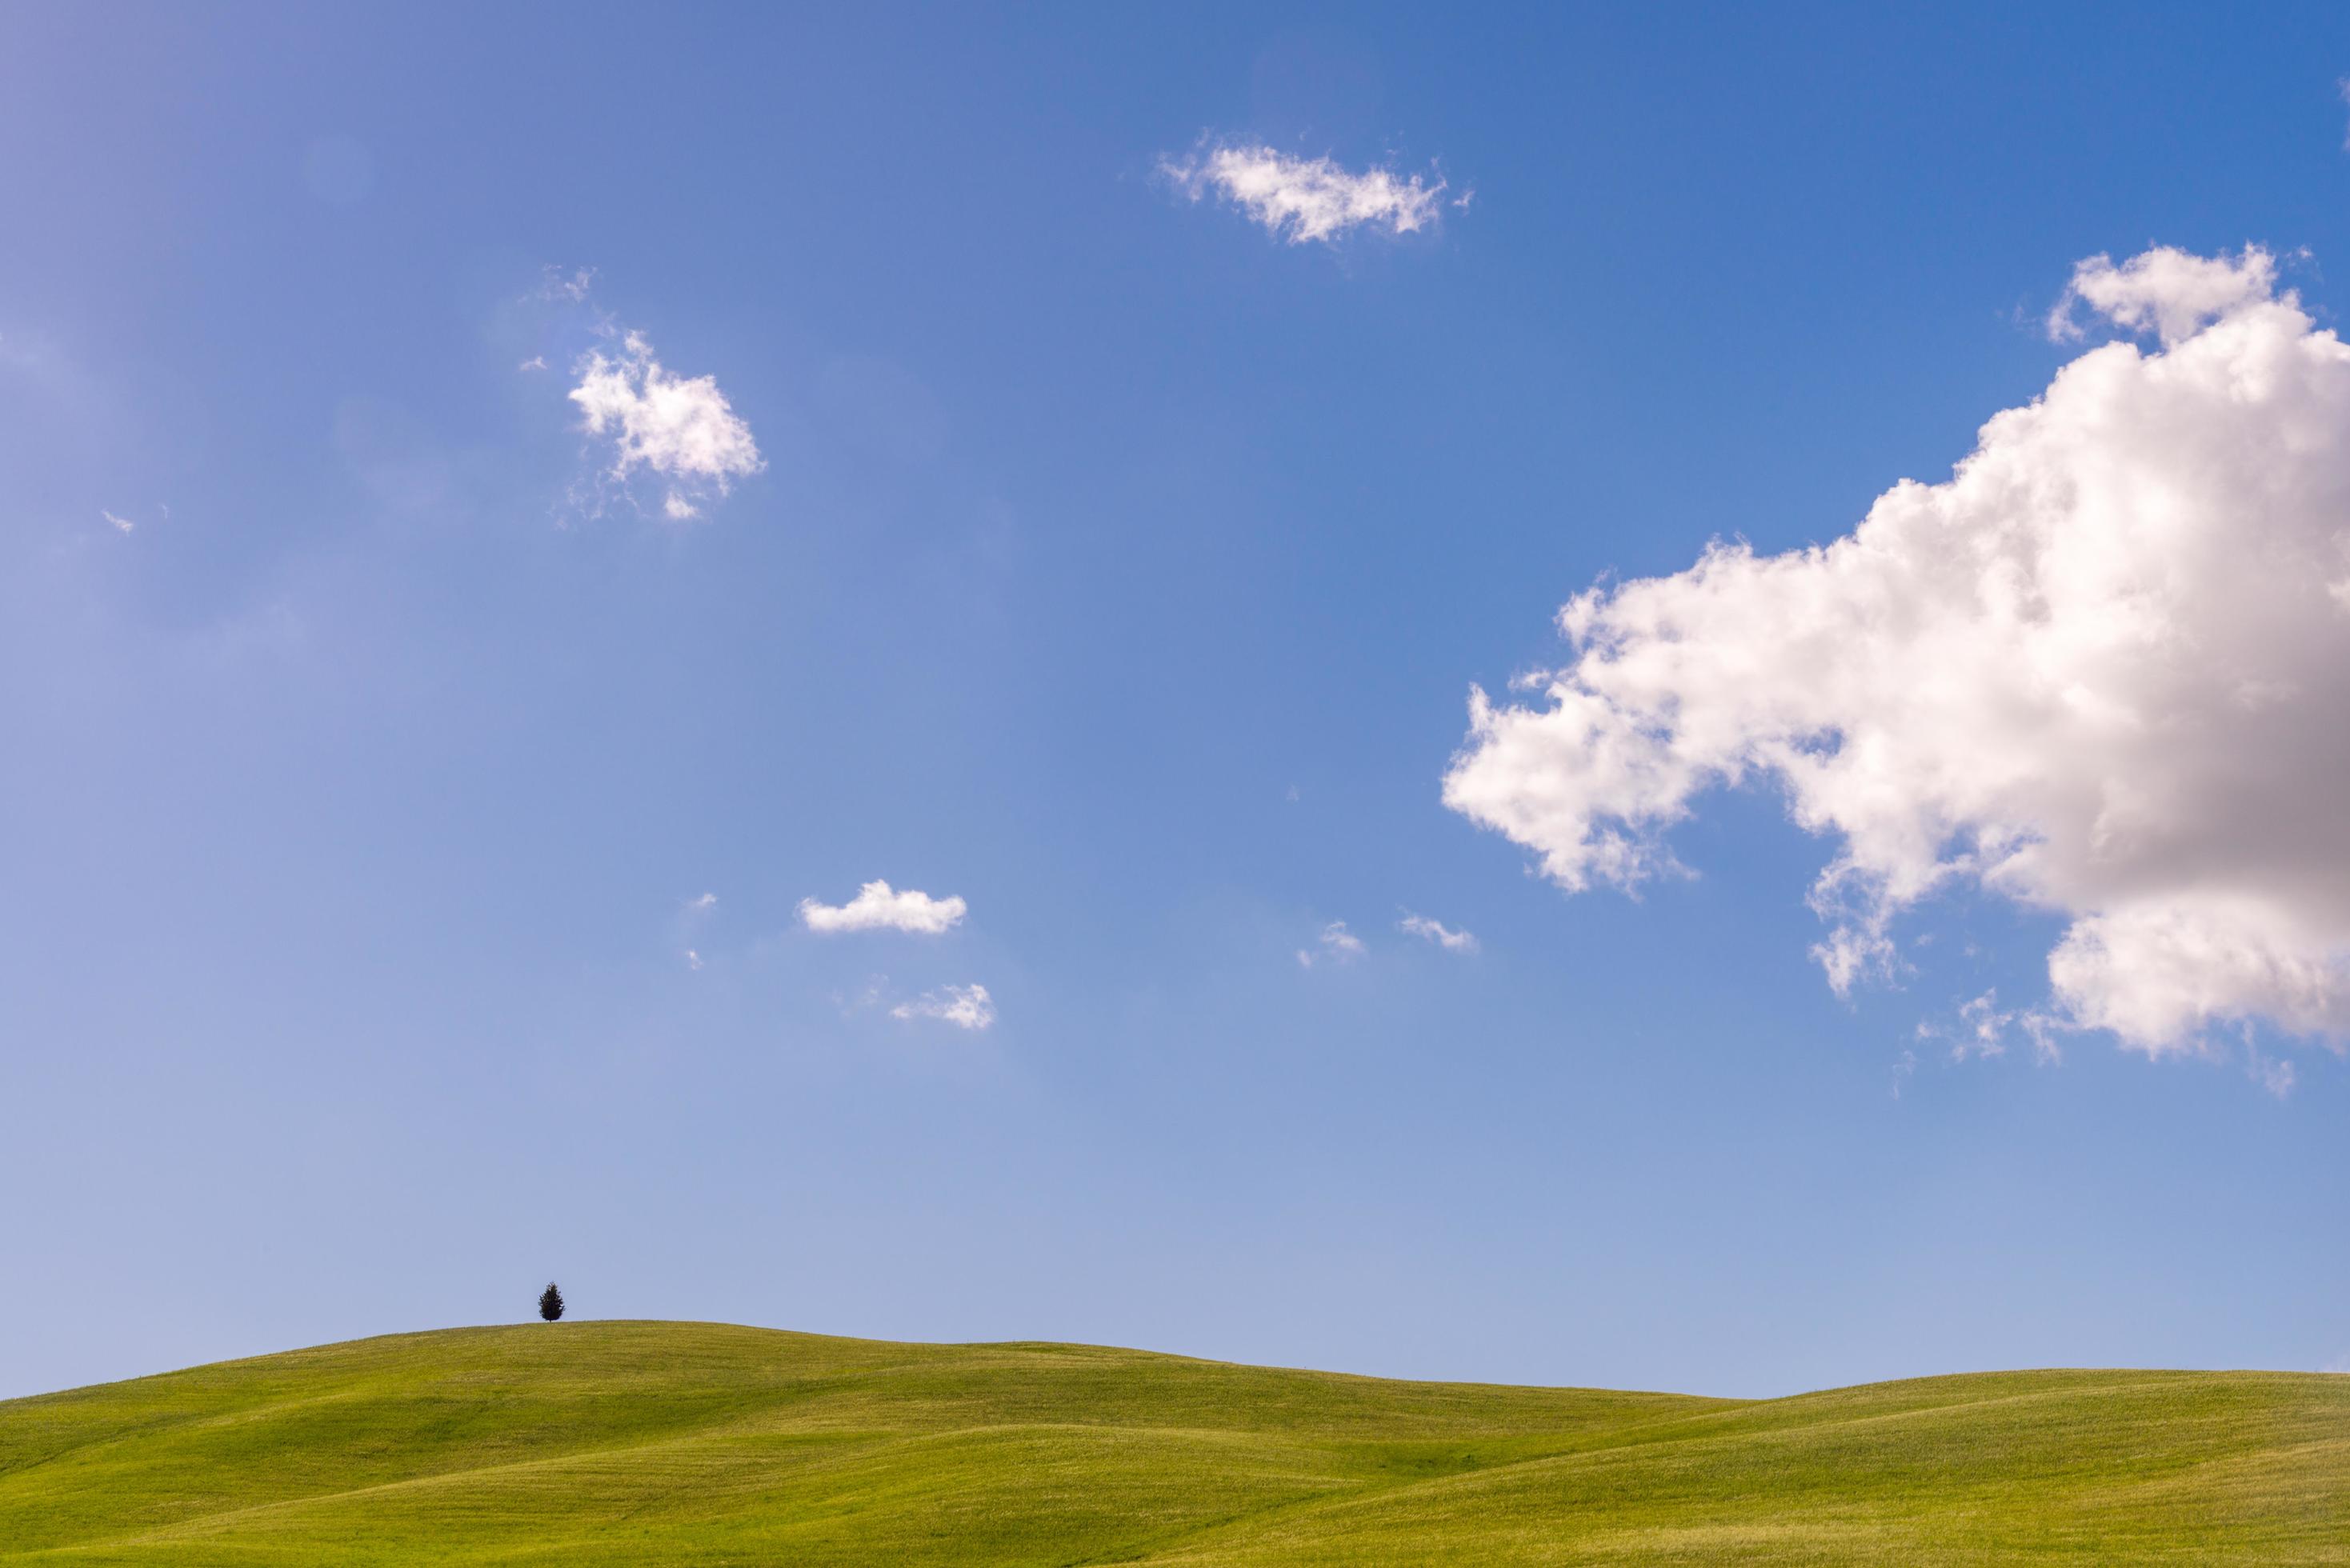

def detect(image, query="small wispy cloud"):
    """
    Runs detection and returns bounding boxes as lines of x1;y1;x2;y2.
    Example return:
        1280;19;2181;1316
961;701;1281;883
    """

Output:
537;266;596;303
1916;991;2063;1066
891;982;995;1030
101;510;134;534
673;890;718;970
2248;1048;2297;1099
533;268;760;522
1297;920;1366;968
832;974;891;1017
799;880;968;936
1399;913;1479;953
570;330;763;522
1160;142;1451;244
1952;991;2011;1062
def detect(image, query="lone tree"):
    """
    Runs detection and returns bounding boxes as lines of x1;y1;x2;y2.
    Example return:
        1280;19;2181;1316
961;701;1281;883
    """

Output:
538;1282;565;1322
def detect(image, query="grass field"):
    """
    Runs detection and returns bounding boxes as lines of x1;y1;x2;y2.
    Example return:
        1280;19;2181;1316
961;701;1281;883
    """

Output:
0;1322;2341;1564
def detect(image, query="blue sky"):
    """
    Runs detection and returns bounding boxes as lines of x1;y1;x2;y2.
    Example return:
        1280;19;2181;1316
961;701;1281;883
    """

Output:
5;2;2348;1402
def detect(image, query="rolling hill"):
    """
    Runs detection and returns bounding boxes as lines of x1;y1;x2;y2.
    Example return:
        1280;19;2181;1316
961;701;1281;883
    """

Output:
0;1322;2340;1564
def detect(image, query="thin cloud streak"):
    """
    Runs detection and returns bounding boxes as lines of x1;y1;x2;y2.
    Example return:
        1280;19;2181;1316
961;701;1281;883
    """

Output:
1399;913;1479;953
891;983;995;1030
1297;920;1366;968
1162;142;1450;244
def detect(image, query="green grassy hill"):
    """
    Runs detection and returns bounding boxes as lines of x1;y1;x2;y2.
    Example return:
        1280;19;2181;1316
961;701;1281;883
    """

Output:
0;1322;2340;1564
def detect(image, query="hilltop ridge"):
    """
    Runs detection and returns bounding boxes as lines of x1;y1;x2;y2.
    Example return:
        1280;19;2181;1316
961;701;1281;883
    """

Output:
1;1322;2340;1564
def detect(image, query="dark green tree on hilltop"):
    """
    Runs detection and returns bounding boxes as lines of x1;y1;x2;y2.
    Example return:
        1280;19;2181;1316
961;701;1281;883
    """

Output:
538;1282;564;1322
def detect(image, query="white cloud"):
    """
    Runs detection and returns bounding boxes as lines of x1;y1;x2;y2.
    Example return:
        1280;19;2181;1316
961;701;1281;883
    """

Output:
2249;1048;2296;1098
1917;989;2060;1065
100;510;134;534
2047;245;2276;346
570;330;762;518
1399;913;1479;953
891;982;995;1030
1444;245;2350;1058
518;354;548;372
835;974;891;1014
1162;142;1447;244
798;880;968;936
537;266;596;303
672;893;716;971
1297;920;1367;968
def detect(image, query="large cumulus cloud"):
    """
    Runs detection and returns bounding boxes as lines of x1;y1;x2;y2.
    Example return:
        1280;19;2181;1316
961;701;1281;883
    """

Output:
1444;246;2350;1055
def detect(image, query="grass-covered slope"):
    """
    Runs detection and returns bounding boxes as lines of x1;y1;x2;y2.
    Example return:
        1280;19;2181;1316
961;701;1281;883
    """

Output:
0;1322;2340;1564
